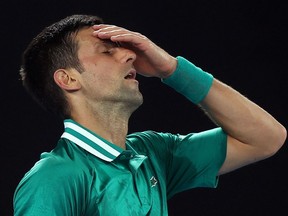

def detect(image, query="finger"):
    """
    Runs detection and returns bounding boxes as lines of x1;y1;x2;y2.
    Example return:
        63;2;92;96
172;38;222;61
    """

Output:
92;28;128;40
92;24;126;33
93;29;146;44
92;25;149;50
110;34;150;52
110;33;146;43
92;24;141;37
94;28;133;38
92;24;115;30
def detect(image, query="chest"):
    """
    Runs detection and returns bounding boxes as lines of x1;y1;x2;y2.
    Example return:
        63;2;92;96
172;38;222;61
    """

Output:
87;156;167;216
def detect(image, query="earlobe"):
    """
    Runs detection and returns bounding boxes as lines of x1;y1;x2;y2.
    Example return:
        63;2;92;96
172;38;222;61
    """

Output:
54;69;81;91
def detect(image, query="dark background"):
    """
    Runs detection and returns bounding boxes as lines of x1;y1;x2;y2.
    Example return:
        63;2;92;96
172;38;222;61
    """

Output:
1;0;287;215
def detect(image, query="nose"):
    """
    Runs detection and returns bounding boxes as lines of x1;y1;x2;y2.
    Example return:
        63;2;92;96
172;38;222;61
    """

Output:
119;47;136;64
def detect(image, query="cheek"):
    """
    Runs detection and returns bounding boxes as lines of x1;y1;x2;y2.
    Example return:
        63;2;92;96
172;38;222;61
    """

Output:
81;58;121;89
82;69;119;93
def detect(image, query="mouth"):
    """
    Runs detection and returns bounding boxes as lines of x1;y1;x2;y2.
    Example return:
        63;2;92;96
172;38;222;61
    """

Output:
124;69;137;80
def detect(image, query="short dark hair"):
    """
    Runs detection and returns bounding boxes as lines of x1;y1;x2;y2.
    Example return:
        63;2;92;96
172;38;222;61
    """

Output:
20;14;103;118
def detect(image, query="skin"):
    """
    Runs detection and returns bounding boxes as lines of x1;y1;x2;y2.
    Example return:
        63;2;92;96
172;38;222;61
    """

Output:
54;25;286;176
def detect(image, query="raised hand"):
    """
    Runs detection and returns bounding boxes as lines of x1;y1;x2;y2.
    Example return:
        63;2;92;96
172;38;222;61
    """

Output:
92;24;177;78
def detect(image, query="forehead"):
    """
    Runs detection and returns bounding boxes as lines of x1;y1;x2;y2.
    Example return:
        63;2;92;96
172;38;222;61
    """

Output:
75;27;118;52
75;27;100;44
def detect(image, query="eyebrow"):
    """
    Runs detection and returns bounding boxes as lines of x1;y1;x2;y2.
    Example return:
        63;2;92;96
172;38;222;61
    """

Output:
92;39;120;52
101;39;120;47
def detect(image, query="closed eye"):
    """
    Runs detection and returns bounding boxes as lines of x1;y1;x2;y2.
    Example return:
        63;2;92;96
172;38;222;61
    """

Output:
102;49;113;54
101;40;120;54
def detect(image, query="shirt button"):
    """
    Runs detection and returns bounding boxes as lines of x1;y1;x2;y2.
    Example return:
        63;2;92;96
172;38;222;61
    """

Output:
120;155;127;160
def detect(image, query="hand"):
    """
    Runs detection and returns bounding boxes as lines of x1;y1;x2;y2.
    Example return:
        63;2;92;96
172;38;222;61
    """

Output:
92;24;177;78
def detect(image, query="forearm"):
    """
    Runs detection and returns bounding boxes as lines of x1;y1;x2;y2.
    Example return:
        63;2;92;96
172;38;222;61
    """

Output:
163;56;286;158
199;79;286;152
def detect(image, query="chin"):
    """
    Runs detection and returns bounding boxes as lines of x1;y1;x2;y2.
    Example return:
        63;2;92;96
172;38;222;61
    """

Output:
129;95;143;111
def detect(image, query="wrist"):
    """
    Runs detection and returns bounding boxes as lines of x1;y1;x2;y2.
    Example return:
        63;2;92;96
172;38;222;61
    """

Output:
162;56;214;104
160;57;178;79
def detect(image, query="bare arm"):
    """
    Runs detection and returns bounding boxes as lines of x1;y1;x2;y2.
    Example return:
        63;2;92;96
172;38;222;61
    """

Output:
199;79;286;175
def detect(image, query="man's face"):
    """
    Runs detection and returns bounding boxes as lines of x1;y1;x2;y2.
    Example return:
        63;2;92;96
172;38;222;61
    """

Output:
75;27;143;110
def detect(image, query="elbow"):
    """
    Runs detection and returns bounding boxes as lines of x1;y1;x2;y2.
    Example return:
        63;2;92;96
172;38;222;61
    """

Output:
277;124;287;150
268;124;287;157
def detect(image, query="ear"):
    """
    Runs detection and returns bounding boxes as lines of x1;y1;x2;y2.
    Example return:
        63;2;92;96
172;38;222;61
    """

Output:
54;69;81;91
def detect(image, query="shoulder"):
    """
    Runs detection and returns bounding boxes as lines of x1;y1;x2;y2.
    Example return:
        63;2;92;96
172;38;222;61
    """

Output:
15;139;93;194
14;141;92;215
126;130;181;156
126;128;227;153
127;130;178;143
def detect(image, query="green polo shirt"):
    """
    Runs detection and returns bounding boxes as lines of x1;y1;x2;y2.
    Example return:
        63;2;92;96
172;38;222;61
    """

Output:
14;120;226;215
14;56;227;215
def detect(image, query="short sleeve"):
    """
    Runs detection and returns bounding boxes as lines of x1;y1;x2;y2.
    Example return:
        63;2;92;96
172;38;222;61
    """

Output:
127;128;227;200
164;128;227;198
13;154;90;216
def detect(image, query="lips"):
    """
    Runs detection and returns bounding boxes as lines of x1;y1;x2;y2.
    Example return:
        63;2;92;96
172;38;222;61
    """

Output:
124;69;136;79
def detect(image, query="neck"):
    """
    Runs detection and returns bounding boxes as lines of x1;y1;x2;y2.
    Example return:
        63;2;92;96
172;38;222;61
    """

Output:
70;102;135;149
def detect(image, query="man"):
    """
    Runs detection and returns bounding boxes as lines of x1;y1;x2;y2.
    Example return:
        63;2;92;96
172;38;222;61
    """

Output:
14;14;286;215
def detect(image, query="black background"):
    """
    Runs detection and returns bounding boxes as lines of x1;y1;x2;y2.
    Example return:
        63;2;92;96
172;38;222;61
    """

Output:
1;0;287;215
